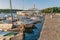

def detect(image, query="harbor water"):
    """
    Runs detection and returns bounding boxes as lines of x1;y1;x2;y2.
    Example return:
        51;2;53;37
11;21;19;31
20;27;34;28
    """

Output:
24;18;44;40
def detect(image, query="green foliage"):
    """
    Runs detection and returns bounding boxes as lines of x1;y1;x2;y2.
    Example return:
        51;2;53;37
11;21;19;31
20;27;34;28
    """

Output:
41;7;60;13
0;7;60;13
0;9;22;13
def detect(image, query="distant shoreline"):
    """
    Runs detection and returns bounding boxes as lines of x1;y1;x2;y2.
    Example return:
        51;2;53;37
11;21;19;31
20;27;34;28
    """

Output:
0;7;60;13
0;9;23;13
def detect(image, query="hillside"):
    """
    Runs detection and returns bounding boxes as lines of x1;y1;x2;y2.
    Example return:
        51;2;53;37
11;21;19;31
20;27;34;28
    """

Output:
41;7;60;13
0;9;23;13
0;7;60;13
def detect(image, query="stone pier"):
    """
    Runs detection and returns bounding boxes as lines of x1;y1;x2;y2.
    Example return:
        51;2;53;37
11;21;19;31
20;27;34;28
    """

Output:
39;14;60;40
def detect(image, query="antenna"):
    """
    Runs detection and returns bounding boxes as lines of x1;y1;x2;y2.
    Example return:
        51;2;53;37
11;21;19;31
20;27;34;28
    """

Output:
9;0;13;24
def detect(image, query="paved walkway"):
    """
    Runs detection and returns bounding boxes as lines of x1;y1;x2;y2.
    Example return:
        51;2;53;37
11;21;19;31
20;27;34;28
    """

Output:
38;15;60;40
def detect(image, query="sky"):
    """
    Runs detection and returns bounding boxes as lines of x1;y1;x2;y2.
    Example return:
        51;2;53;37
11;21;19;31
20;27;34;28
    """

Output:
0;0;60;10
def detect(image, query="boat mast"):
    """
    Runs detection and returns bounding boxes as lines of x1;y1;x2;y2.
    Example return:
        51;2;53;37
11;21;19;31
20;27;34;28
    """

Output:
9;0;13;24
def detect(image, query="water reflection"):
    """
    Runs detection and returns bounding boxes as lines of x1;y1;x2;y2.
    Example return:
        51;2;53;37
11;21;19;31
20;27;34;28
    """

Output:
24;18;44;40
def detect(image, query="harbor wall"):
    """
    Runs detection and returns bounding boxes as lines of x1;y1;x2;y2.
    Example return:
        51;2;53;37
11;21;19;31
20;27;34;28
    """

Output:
39;14;60;40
